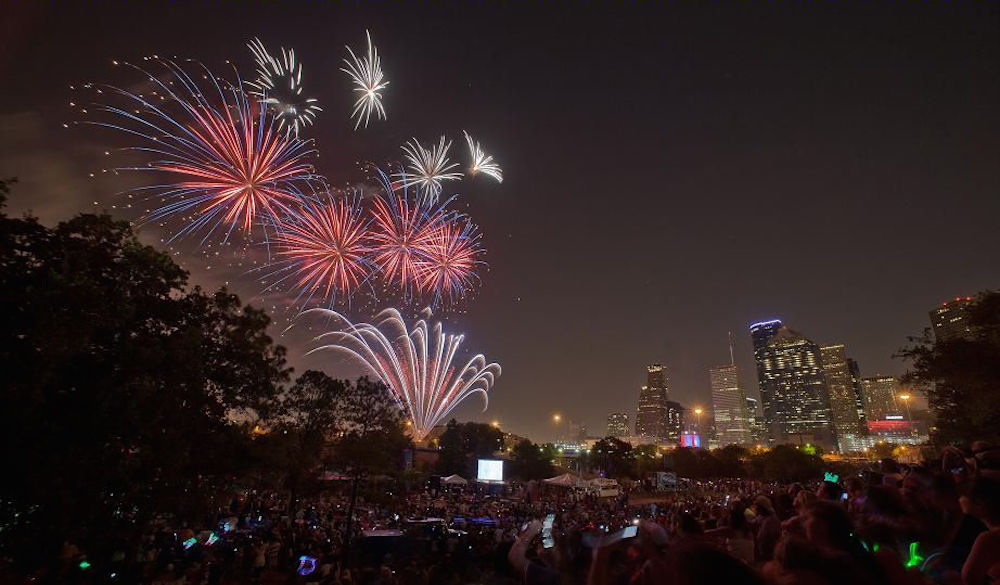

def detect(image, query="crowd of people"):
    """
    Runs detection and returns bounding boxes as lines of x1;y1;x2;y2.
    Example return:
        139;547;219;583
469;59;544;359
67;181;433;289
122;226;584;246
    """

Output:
54;442;999;585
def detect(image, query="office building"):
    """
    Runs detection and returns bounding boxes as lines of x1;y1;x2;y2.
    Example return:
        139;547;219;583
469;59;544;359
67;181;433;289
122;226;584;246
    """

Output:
607;412;629;438
930;297;976;341
635;364;670;440
820;344;867;452
664;400;685;443
846;358;868;430
710;356;750;446
861;375;901;421
745;396;765;444
750;319;782;399
756;326;835;448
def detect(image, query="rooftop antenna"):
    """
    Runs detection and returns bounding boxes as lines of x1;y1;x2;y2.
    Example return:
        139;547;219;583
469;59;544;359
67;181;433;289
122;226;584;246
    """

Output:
728;331;735;366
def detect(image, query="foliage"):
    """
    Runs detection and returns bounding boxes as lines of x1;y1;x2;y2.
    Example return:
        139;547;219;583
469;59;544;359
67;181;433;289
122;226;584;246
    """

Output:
0;189;291;569
326;376;411;479
508;439;554;480
435;419;503;476
898;291;1000;444
591;437;633;477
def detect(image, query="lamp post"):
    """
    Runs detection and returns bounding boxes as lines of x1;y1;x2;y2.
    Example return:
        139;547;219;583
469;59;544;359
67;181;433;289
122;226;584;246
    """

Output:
897;394;912;421
693;407;704;436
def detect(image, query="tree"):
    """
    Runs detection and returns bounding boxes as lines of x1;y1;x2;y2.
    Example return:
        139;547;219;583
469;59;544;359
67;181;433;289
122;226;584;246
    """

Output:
324;377;410;559
633;444;664;478
758;445;824;482
591;437;633;478
435;420;503;476
508;439;555;480
254;371;349;509
0;191;291;572
898;291;1000;444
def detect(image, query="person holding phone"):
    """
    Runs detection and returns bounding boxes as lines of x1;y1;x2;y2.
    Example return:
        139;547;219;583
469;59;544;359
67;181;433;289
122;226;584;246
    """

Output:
507;518;560;585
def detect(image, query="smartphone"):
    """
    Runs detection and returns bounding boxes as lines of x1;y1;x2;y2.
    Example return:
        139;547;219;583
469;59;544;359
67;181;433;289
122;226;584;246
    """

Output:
542;514;555;549
582;525;639;548
840;492;849;501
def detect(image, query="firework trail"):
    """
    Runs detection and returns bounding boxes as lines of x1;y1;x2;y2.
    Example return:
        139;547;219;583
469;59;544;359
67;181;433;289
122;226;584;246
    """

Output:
415;216;484;304
247;38;322;136
463;131;503;183
266;193;374;308
78;57;320;242
341;30;389;130
307;308;501;441
396;136;463;202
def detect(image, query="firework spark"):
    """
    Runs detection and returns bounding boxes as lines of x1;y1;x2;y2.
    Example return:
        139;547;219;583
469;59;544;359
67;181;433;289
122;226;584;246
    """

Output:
370;179;448;296
415;216;484;304
307;308;501;441
268;193;374;307
396;136;463;201
341;30;389;130
463;131;503;183
247;38;321;136
80;57;320;242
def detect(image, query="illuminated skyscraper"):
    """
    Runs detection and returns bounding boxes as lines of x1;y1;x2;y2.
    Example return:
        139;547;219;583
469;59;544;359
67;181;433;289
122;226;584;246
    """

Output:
930;297;976;341
820;344;867;452
846;358;867;428
665;400;684;443
861;375;901;421
607;412;629;438
756;327;835;447
710;335;750;445
745;396;765;443
635;364;669;440
749;319;782;439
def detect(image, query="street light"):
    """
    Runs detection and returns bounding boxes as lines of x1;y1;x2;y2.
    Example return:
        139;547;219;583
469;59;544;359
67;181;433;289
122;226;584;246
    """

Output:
491;420;500;429
552;413;562;423
693;407;704;434
897;393;912;421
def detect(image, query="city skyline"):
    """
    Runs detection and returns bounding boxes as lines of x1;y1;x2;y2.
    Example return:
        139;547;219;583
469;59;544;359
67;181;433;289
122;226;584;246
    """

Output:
2;3;997;442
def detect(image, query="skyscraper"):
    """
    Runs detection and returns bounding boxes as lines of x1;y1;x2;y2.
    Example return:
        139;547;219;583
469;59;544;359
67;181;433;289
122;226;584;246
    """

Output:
664;400;684;443
749;319;782;441
635;364;669;440
861;375;901;421
607;412;629;438
930;297;976;341
820;344;867;452
756;326;835;448
745;396;764;444
846;358;868;429
710;335;750;446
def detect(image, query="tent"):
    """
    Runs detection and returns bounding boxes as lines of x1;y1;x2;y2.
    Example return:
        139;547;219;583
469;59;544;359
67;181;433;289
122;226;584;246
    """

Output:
442;474;468;485
543;473;585;488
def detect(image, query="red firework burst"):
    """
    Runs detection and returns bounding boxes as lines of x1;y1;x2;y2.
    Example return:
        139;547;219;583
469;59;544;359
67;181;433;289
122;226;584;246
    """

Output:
370;192;445;294
415;217;483;302
271;195;373;304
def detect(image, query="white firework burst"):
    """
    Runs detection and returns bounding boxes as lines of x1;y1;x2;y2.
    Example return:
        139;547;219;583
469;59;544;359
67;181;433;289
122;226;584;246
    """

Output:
463;131;503;183
306;308;501;442
395;136;463;201
341;30;389;130
246;37;321;136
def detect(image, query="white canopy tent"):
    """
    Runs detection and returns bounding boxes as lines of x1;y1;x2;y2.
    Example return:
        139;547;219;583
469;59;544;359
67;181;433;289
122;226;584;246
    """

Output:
543;473;586;488
442;474;469;485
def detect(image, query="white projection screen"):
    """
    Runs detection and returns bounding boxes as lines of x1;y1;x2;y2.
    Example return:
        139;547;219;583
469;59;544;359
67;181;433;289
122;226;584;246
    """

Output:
477;459;504;482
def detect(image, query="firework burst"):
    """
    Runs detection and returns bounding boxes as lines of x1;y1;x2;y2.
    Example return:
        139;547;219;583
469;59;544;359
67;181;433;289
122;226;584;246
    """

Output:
79;57;320;242
415;216;484;304
267;193;374;308
341;30;389;130
307;308;501;441
247;38;322;136
369;180;448;297
463;131;503;183
396;136;463;201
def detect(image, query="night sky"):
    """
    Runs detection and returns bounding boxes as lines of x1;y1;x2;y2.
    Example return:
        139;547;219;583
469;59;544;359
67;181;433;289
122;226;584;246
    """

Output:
2;3;997;442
